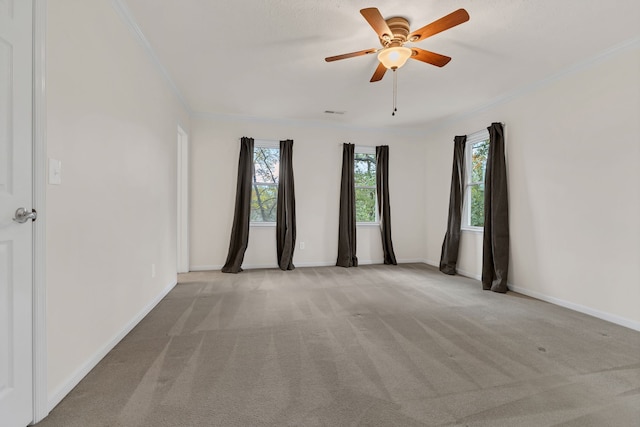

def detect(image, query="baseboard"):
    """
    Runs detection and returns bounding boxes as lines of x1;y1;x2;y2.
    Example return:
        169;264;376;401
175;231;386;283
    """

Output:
509;283;640;332
190;263;282;271
456;268;482;281
426;260;638;331
292;261;336;268
47;279;177;412
355;259;382;265
192;259;429;271
397;258;428;264
189;264;223;271
425;259;483;280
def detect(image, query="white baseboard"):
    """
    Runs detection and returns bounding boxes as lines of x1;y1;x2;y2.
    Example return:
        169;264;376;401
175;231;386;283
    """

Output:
425;259;482;280
456;268;482;281
508;283;640;332
189;264;222;271
190;263;282;271
191;259;429;272
355;259;383;265
397;258;428;264
292;261;336;268
47;279;178;412
425;260;639;331
244;263;279;270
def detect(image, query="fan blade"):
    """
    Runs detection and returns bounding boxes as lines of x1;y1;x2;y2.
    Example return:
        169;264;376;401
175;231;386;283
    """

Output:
325;48;377;62
370;62;387;82
410;48;451;67
408;8;469;42
360;8;393;39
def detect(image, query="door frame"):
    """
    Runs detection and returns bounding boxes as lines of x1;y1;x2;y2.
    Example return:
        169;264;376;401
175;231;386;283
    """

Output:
176;125;189;273
32;0;48;423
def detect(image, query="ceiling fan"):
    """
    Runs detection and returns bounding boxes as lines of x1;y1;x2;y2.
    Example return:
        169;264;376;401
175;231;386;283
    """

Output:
325;7;470;82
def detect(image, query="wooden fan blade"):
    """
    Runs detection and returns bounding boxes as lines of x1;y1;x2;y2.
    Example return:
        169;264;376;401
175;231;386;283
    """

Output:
408;8;469;42
325;48;377;62
370;62;387;82
410;48;451;67
360;8;393;39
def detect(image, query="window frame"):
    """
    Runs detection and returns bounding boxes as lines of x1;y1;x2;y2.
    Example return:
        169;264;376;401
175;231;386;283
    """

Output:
462;129;490;232
354;145;379;226
250;140;280;227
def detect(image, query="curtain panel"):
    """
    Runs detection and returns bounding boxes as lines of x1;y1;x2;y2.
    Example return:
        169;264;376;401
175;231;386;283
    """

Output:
439;136;467;275
222;137;254;273
482;123;509;292
375;145;397;265
336;143;358;267
276;139;296;270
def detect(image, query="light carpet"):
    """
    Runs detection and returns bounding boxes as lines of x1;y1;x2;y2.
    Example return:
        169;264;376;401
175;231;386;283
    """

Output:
35;264;640;426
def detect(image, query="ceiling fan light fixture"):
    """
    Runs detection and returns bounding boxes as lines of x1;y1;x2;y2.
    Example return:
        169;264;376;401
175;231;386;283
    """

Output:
377;46;412;70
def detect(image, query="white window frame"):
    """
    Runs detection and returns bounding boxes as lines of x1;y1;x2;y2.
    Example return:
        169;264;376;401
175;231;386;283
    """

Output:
354;145;379;226
462;129;490;232
250;140;280;227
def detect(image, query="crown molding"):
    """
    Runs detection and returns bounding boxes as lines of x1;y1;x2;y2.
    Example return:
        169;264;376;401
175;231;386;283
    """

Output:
110;0;192;115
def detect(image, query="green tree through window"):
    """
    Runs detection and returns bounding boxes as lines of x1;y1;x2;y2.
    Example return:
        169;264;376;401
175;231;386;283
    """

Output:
354;152;377;222
251;146;279;222
468;139;488;227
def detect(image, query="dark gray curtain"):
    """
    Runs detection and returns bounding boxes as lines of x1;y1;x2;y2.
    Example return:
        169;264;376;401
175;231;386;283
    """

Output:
439;136;467;275
221;137;254;273
482;123;509;292
376;145;397;265
276;139;296;270
336;143;358;267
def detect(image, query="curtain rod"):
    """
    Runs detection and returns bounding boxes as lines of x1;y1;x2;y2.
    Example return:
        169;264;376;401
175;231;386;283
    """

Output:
457;123;506;141
238;138;284;145
238;138;278;141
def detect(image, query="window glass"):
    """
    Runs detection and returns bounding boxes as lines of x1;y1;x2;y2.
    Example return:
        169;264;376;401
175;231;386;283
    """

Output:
354;152;377;223
251;146;279;223
464;131;489;229
470;183;485;227
471;140;488;184
253;147;279;184
355;188;376;222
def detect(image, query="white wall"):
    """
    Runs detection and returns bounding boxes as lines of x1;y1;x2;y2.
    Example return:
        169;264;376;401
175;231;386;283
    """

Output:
46;0;190;406
424;45;640;329
190;118;425;270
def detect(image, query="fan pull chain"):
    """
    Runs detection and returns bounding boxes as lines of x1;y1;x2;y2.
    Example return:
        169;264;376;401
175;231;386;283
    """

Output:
392;69;398;116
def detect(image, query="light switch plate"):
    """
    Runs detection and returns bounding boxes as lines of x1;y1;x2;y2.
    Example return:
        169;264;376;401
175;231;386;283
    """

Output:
49;158;62;185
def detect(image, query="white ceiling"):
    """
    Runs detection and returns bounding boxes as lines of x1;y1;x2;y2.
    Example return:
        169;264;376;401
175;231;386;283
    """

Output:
120;0;640;132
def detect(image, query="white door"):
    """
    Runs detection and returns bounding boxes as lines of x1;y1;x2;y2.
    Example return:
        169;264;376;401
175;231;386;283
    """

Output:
0;1;34;426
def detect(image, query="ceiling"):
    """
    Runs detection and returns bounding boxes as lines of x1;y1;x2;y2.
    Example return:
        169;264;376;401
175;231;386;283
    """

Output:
120;0;640;133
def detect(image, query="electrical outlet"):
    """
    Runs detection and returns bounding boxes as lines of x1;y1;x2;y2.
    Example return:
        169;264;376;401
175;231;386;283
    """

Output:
151;263;156;278
300;242;305;250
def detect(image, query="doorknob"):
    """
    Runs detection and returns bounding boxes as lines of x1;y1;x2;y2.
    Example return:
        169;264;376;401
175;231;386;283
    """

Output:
13;207;37;223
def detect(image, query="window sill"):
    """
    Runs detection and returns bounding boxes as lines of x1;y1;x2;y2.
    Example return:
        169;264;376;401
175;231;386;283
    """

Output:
250;222;276;227
357;222;380;227
461;227;484;234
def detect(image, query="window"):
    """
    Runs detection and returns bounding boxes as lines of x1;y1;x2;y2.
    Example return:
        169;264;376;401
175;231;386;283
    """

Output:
464;130;489;229
251;142;279;224
354;147;377;223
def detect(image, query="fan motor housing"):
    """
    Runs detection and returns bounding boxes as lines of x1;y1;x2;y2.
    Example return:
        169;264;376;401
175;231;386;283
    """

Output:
380;16;410;46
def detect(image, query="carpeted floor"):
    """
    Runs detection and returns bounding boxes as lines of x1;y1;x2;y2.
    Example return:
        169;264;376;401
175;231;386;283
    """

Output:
36;264;640;426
